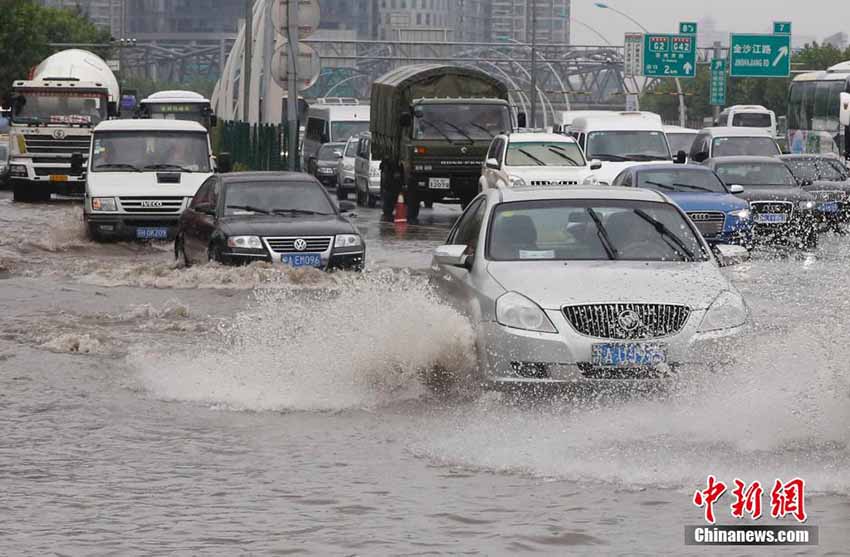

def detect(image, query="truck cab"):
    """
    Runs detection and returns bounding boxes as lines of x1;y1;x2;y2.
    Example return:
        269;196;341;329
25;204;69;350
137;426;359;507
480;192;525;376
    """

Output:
84;120;215;241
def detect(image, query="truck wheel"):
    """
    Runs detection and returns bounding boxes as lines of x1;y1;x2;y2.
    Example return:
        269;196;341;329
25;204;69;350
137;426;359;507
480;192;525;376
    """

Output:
367;194;378;209
87;223;104;242
405;185;420;223
380;164;399;220
12;182;34;203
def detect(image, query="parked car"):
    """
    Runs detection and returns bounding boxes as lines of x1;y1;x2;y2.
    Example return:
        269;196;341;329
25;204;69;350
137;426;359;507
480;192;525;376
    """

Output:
612;164;753;247
780;154;850;228
479;132;601;191
663;125;698;160
430;186;749;387
689;127;781;163
336;135;359;200
704;156;819;248
0;140;8;189
175;172;364;270
311;142;345;188
354;132;381;208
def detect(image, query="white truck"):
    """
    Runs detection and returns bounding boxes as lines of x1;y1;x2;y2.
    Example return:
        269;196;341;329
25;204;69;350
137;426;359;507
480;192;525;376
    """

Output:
84;119;220;242
7;49;119;202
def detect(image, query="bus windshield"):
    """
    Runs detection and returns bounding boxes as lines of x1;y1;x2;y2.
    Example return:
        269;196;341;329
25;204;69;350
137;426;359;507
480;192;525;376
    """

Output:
787;78;847;155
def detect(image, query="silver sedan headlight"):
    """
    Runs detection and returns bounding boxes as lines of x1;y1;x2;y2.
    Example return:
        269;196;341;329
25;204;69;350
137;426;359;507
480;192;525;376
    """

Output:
698;291;748;333
496;291;557;333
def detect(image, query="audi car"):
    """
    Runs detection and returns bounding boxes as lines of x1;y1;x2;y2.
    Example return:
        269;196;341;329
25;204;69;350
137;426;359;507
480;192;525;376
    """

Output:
430;186;749;387
175;172;364;270
611;164;753;247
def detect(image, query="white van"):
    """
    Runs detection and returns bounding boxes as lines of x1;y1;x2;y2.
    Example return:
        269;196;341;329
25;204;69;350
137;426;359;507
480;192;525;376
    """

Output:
715;105;777;139
84;119;215;241
568;112;675;184
554;110;662;135
354;132;381;208
302;98;370;175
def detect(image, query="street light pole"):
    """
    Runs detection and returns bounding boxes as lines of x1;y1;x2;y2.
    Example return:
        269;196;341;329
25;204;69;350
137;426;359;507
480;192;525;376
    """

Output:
594;2;686;126
529;0;538;128
242;0;253;122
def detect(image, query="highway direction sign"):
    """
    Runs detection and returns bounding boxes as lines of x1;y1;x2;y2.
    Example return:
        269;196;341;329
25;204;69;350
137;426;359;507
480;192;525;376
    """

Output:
729;33;791;77
624;33;643;77
643;34;697;78
710;59;727;106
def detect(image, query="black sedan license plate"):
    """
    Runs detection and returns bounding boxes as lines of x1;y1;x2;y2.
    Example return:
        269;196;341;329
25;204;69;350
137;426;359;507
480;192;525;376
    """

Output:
282;253;322;268
591;343;667;367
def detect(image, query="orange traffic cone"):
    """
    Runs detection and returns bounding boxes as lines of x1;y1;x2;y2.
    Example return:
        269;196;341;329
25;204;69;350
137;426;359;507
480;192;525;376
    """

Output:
394;192;407;224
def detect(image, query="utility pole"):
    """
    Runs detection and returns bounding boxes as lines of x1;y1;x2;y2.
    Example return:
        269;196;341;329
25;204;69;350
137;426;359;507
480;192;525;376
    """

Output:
242;0;253;121
713;40;722;125
286;0;299;170
529;0;538;128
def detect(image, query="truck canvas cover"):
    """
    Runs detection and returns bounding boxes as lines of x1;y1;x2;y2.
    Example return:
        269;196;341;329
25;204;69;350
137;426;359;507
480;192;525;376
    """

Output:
370;64;510;160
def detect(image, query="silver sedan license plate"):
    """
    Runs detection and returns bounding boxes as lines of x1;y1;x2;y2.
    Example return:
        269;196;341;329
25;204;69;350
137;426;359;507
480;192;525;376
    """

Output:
591;342;667;367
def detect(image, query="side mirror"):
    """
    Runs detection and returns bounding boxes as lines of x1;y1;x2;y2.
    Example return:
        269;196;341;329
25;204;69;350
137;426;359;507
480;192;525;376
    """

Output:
196;204;216;217
433;244;470;269
517;112;527;128
70;153;84;174
399;112;412;127
840;92;850;127
338;200;356;213
729;184;744;194
713;244;749;267
674;150;688;164
485;157;499;169
590;159;603;171
333;150;343;159
691;151;709;163
217;152;232;173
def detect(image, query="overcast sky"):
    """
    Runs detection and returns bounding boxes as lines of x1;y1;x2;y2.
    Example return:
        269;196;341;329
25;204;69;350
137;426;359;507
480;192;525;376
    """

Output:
570;0;845;46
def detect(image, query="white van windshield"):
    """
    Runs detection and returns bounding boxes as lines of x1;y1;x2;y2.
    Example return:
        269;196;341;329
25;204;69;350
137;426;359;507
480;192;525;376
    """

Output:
92;131;211;173
331;121;369;142
586;130;671;161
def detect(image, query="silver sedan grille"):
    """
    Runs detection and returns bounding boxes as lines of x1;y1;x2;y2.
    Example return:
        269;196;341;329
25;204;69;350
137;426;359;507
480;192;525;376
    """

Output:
563;303;691;340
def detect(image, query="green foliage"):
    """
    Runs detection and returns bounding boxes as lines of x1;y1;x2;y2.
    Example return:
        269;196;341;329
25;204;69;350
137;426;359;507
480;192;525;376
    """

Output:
0;0;113;99
640;43;850;123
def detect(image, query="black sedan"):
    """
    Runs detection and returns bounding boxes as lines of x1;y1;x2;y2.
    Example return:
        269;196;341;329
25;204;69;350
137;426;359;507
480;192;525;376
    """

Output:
780;154;850;228
704;156;819;249
175;172;365;270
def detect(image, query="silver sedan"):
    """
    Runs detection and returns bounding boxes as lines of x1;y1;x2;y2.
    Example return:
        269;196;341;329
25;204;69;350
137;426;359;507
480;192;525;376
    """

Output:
430;186;750;386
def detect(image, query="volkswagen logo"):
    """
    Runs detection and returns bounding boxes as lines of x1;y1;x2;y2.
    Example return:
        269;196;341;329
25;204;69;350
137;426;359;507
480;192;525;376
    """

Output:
53;129;66;140
293;238;308;252
460;146;468;154
140;200;163;208
617;309;642;332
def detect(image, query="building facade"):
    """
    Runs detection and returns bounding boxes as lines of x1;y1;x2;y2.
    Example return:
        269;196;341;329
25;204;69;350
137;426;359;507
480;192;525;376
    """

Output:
491;0;570;44
39;0;125;36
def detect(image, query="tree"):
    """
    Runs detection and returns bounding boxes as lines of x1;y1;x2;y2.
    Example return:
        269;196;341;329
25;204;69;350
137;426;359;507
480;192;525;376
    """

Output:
639;43;850;124
0;0;112;99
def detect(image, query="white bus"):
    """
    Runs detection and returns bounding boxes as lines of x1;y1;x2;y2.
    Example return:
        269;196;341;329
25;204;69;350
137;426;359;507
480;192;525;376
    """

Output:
137;91;217;130
786;61;850;157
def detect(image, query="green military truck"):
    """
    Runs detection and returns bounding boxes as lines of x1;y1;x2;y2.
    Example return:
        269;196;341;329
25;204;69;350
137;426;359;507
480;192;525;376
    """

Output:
370;64;523;222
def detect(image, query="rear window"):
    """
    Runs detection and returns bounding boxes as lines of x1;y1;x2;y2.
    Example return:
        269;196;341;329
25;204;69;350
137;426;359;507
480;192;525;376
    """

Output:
712;136;780;157
714;163;797;187
732;113;772;128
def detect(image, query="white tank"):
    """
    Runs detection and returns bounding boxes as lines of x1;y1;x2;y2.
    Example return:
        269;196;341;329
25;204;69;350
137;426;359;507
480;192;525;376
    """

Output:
31;49;120;103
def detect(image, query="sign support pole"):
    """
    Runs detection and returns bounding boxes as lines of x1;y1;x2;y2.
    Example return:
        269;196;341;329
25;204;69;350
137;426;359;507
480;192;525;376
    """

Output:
712;41;722;123
286;0;299;170
529;0;538;128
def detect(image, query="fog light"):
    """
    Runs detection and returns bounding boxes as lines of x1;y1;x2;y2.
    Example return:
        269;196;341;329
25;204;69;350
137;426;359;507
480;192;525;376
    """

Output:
510;361;549;378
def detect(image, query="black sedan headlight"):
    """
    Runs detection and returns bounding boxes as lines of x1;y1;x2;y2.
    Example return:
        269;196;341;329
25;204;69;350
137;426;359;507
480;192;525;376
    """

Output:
227;235;264;249
334;234;363;249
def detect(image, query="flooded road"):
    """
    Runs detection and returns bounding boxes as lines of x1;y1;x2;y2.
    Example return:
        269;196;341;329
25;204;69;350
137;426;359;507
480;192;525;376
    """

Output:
0;191;847;555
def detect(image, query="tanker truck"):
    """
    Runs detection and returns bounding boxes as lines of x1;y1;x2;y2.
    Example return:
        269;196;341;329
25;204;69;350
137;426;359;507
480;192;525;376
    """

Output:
370;64;524;223
6;49;119;202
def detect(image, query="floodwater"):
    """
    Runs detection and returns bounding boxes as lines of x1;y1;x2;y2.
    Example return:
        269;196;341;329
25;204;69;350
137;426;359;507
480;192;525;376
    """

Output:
0;192;847;555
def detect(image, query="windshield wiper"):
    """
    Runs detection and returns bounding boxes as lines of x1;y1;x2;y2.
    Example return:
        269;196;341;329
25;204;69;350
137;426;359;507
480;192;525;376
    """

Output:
546;146;580;166
592;153;632;162
143;163;197;172
467;121;495;138
643;180;715;193
437;119;475;143
226;205;270;214
417;118;456;144
586;208;618;260
633;209;697;262
517;148;547;166
270;208;332;216
94;163;141;172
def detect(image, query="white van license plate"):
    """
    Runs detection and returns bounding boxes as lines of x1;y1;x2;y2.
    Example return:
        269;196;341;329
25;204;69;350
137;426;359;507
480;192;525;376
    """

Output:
429;177;451;189
136;227;168;240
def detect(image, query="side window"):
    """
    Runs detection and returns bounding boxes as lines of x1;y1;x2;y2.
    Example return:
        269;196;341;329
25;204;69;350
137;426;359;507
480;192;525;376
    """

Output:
191;178;215;208
577;133;586;151
209;178;221;209
616;172;632;187
306;118;321;141
450;198;487;254
690;134;707;157
486;138;499;162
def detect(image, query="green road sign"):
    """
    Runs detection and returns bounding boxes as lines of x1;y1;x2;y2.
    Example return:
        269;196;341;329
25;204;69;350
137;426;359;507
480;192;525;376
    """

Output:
679;22;698;35
642;34;697;78
729;33;791;77
773;21;792;35
710;59;727;106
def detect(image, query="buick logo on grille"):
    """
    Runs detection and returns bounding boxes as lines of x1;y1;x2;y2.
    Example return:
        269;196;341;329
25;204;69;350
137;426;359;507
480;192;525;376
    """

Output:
689;212;714;221
617;309;642;331
293;238;308;251
53;129;66;139
141;200;163;208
